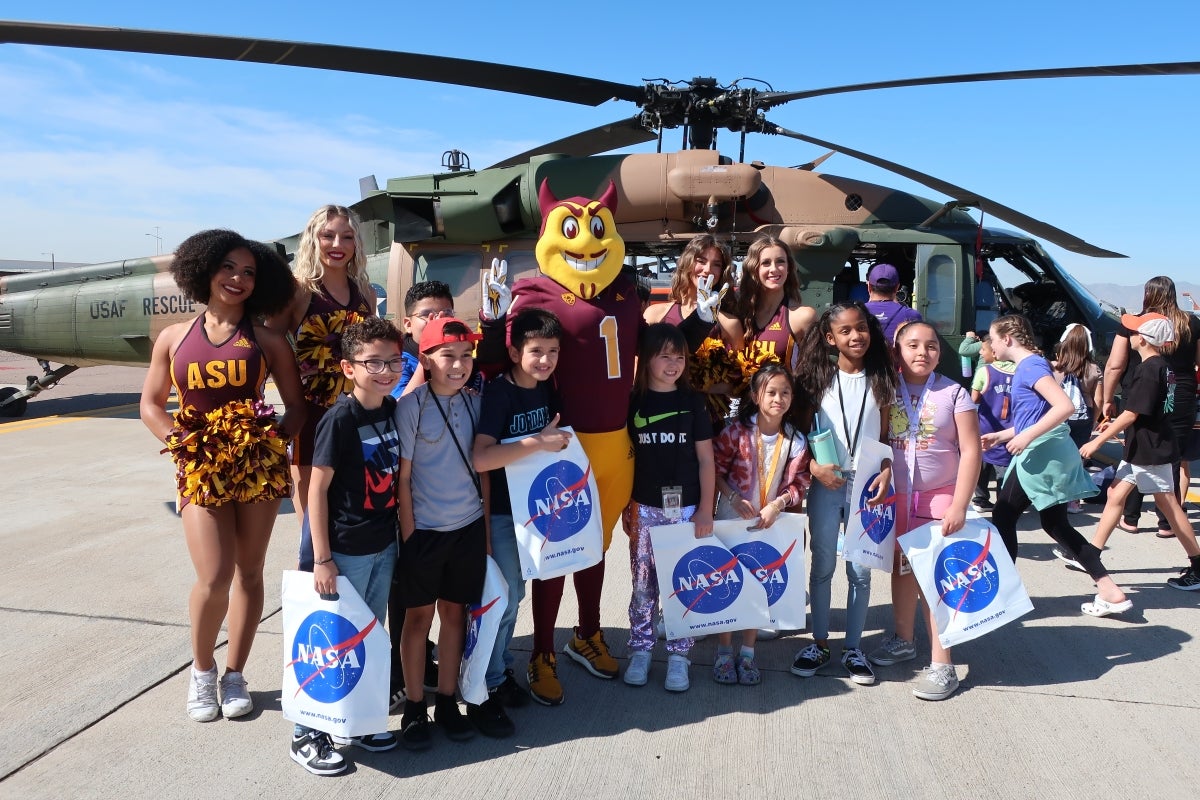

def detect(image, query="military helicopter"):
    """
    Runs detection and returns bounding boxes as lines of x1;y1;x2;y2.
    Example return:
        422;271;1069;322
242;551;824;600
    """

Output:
2;19;1197;417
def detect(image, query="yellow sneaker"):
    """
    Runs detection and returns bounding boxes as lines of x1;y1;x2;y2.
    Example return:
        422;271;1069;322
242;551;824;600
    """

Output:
563;628;618;679
527;653;565;706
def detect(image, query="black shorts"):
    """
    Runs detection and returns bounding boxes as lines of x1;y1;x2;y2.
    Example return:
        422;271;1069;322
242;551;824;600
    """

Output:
398;516;486;607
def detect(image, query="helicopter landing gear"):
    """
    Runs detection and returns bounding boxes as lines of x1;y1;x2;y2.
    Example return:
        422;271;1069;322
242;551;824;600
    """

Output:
0;386;27;418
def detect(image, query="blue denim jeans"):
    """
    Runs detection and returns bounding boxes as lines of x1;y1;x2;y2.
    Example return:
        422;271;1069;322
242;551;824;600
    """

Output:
485;514;526;690
332;541;398;623
807;480;872;649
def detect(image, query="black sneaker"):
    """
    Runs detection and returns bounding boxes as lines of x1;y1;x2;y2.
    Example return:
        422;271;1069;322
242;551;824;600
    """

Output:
841;647;877;686
466;693;515;738
495;669;530;708
330;731;398;752
400;700;432;751
790;643;830;677
389;687;405;712
1167;566;1200;591
290;730;347;776
434;692;476;742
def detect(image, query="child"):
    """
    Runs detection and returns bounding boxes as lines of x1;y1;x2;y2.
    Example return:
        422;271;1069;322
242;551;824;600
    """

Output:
622;324;715;692
140;230;303;726
869;321;980;701
1053;324;1103;513
712;363;809;685
291;316;404;773
1079;312;1200;590
970;333;1015;512
396;317;487;749
471;308;572;734
392;280;454;398
982;315;1132;617
791;302;897;686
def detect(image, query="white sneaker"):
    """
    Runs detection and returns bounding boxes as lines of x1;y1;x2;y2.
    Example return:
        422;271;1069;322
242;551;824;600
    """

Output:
219;671;253;719
664;654;690;692
912;663;959;701
624;651;652;686
187;665;220;722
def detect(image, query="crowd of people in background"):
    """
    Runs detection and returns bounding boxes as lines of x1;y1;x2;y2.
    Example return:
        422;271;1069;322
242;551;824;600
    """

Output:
140;209;1200;777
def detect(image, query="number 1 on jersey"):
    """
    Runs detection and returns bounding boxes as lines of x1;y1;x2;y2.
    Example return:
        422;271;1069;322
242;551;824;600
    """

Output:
599;315;620;379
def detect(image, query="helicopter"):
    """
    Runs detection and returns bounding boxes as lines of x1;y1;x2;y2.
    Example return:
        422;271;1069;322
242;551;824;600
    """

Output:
2;20;1197;418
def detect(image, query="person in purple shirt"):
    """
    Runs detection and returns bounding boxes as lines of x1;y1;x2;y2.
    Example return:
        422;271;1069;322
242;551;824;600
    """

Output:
864;263;923;344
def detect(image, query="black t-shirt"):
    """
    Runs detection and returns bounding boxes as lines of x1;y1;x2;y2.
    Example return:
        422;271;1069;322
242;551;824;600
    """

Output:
1122;356;1178;466
477;373;559;515
628;388;713;508
1118;315;1200;405
312;393;400;555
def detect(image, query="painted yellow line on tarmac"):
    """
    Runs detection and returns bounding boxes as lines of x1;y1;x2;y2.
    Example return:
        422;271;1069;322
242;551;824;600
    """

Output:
0;402;144;434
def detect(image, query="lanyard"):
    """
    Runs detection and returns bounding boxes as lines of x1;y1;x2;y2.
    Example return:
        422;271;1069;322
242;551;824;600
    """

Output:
755;421;788;510
428;390;482;502
836;373;870;468
899;373;935;516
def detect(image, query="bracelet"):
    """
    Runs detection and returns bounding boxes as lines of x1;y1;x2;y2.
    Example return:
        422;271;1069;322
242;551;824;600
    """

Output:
314;556;334;566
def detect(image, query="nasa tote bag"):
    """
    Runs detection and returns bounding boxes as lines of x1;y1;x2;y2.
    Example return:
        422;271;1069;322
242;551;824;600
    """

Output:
280;570;390;738
650;522;770;640
458;556;509;705
842;437;898;572
503;427;604;580
899;518;1033;648
713;515;808;631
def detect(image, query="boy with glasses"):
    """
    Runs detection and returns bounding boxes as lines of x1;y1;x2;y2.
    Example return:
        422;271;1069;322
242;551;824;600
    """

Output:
393;281;454;399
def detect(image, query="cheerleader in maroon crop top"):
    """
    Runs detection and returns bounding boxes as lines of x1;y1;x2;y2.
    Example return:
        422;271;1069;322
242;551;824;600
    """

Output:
140;229;304;723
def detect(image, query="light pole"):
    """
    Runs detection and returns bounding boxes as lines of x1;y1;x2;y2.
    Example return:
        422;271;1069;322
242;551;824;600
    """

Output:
146;227;162;255
41;252;54;271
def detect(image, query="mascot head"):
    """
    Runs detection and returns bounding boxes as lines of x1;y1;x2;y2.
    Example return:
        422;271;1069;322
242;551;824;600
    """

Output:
534;179;625;299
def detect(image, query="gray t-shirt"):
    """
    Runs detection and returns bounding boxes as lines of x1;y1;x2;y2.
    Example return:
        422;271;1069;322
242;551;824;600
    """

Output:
397;384;484;531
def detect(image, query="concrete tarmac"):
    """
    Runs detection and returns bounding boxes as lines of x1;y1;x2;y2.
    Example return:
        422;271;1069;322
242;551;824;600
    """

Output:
2;368;1199;799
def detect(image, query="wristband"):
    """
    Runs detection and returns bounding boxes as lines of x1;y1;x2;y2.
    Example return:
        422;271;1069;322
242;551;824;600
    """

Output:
314;556;334;566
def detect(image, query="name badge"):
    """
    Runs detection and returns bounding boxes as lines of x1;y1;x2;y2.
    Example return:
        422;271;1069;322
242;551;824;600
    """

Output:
662;486;683;522
842;469;857;505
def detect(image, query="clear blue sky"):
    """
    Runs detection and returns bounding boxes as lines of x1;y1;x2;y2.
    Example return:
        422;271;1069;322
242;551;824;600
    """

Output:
2;0;1197;287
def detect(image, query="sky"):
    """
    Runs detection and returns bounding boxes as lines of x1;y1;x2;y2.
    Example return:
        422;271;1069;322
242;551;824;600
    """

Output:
1;0;1198;288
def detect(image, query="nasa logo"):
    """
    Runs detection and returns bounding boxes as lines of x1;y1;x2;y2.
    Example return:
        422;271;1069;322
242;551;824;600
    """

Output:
934;533;1000;616
286;610;374;702
857;473;896;544
669;544;744;616
524;461;593;541
464;596;501;659
729;539;796;606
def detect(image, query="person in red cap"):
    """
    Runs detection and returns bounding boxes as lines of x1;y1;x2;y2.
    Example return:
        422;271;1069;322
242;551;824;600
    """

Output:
1080;312;1200;591
395;316;488;750
864;263;922;344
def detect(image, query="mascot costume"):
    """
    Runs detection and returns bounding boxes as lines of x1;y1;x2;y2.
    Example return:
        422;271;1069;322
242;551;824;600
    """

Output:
480;179;719;705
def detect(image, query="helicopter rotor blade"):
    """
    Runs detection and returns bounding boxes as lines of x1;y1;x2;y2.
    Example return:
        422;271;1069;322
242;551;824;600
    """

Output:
488;117;658;168
759;62;1200;108
0;19;645;107
766;122;1126;258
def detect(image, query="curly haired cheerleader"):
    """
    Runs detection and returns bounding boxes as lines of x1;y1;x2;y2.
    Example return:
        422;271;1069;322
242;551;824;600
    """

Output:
141;229;305;722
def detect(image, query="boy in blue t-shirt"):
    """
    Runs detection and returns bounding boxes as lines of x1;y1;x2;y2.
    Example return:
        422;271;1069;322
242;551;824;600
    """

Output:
1081;312;1200;591
470;308;570;735
290;316;403;775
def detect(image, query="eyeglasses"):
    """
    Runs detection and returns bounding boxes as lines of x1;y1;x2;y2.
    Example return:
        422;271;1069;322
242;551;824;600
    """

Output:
409;308;454;320
350;358;406;374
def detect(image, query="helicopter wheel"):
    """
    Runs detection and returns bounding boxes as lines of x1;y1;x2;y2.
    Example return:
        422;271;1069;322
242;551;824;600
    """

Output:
0;386;28;418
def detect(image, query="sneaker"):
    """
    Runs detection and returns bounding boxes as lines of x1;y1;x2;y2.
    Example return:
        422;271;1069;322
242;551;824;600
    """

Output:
1052;547;1085;572
712;653;737;684
664;654;690;692
187;665;220;722
1167;566;1200;591
389;688;406;712
330;731;398;752
290;730;347;776
1066;500;1082;514
736;654;761;686
624;651;652;686
868;634;916;667
790;644;830;677
564;629;619;679
218;671;253;719
969;499;993;512
466;692;515;739
434;693;475;742
912;663;959;701
527;653;565;706
841;647;876;685
495;668;530;708
400;700;432;751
